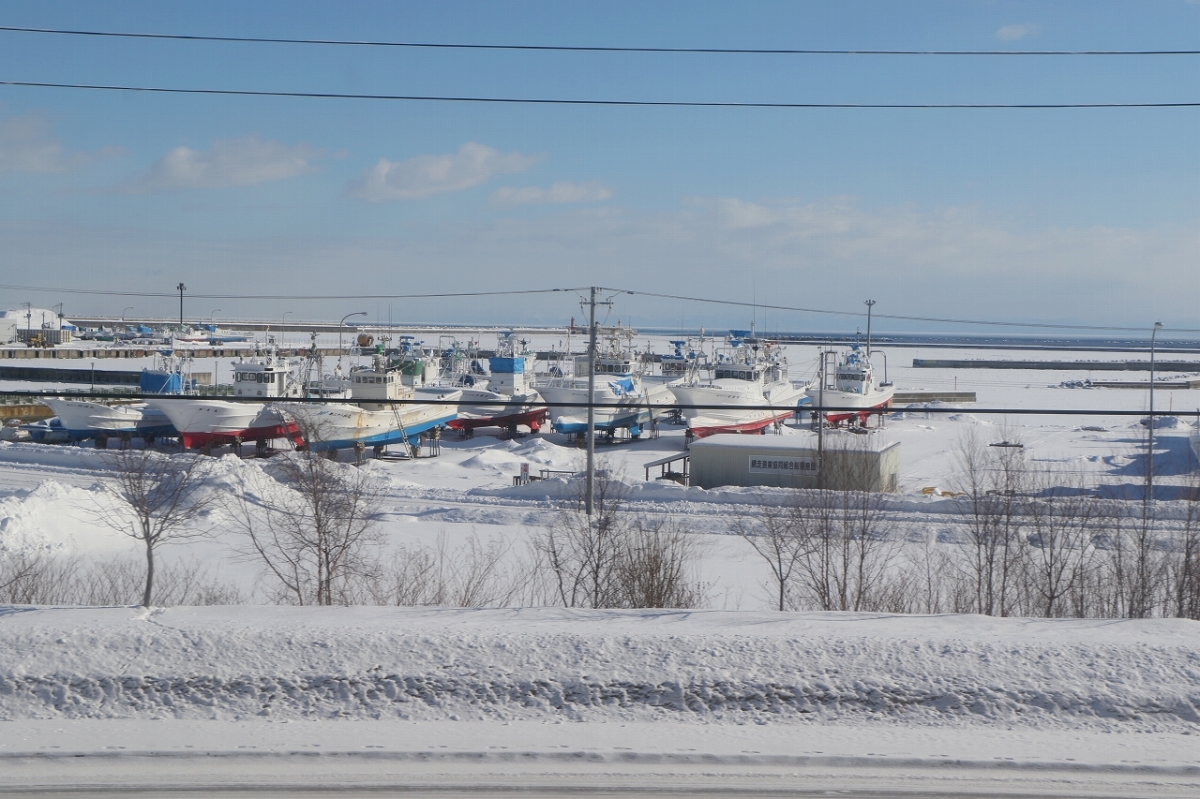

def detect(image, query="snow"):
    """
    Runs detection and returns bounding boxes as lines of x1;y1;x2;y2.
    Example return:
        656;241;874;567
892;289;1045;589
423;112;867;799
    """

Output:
1;338;1199;791
2;605;1196;729
0;606;1197;793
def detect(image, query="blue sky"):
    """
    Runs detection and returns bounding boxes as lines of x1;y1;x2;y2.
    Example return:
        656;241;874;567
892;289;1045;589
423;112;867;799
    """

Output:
0;1;1196;333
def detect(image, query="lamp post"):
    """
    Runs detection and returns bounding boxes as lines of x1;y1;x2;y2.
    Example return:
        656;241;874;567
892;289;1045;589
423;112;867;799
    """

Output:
176;283;186;328
339;311;367;354
209;309;221;328
122;306;133;323
864;299;876;357
1147;322;1164;502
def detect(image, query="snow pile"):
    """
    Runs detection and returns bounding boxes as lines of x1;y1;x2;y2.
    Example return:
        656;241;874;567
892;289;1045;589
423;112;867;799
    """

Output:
1;606;1196;731
0;307;72;330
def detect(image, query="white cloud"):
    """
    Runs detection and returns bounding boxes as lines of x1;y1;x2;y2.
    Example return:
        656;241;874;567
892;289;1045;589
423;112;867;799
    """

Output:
347;142;540;202
126;136;322;192
490;181;613;207
995;23;1041;41
0;113;115;174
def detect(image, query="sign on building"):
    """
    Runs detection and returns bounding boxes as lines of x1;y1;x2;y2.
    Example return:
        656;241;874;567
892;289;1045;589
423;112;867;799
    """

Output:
748;455;818;475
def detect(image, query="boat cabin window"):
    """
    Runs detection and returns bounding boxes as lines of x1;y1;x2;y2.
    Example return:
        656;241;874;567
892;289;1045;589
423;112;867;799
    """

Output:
838;373;865;381
715;367;759;381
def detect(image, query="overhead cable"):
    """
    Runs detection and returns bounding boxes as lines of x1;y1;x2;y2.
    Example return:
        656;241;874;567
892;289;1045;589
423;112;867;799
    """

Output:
3;282;1196;334
1;26;1196;56
1;81;1195;109
614;289;1200;333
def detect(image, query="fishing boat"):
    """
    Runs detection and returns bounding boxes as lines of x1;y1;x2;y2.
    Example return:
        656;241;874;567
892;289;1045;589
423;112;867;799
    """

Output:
536;325;674;438
36;354;190;443
38;398;176;444
283;353;460;452
806;343;894;424
659;337;711;382
445;332;548;434
670;332;808;438
146;341;304;449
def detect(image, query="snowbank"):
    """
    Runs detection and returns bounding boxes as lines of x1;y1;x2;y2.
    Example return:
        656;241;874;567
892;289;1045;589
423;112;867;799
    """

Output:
1;606;1196;731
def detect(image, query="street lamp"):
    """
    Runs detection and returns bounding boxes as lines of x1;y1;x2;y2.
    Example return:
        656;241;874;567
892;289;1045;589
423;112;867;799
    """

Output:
122;306;133;322
864;299;876;357
1147;322;1164;502
339;311;367;353
176;283;186;328
209;309;221;328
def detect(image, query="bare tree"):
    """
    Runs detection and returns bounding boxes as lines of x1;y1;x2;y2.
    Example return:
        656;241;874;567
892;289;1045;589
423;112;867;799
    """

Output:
1022;468;1101;618
793;436;897;612
1165;470;1200;619
0;550;242;606
227;447;386;606
532;464;704;610
0;550;81;605
99;447;216;607
76;555;245;606
951;427;1028;616
535;466;632;608
372;530;524;607
733;492;807;611
618;515;706;609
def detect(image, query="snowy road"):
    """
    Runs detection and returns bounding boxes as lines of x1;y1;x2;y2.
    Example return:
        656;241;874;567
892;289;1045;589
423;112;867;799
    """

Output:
3;720;1199;797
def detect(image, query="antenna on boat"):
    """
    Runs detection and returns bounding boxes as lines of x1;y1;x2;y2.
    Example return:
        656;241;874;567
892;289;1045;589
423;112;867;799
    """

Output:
864;299;876;358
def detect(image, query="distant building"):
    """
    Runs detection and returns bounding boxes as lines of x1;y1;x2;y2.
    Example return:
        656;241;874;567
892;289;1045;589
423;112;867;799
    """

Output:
688;432;900;492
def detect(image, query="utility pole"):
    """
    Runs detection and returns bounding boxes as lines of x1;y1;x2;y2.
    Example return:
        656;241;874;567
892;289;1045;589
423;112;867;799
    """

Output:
586;286;598;516
176;283;186;328
1147;321;1163;502
864;299;876;357
816;347;827;490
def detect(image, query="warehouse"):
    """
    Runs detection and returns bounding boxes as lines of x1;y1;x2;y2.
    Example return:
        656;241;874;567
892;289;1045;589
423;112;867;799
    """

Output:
686;432;900;492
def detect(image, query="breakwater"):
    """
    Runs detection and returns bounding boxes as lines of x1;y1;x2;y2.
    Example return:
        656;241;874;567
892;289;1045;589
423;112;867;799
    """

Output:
913;359;1200;372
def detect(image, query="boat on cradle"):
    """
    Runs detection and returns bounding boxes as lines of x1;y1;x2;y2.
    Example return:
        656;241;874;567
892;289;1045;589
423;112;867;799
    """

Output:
670;331;808;439
146;341;304;450
659;337;712;382
536;325;675;438
35;354;191;444
806;343;894;425
170;325;210;344
443;332;548;434
283;353;461;453
38;398;175;444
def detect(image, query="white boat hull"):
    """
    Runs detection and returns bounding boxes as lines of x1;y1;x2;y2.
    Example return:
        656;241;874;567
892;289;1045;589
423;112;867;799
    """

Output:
447;388;548;432
538;381;675;436
672;379;807;438
805;385;895;422
145;399;299;449
284;392;460;450
39;398;175;440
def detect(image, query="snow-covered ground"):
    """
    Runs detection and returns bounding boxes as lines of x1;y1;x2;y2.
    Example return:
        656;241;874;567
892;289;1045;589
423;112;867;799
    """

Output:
1;606;1198;795
1;337;1199;793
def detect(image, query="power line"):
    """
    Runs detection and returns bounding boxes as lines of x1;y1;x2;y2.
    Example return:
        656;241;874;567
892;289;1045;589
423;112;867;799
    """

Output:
1;26;1196;56
4;281;1196;334
0;284;581;301
1;81;1195;109
616;289;1200;333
